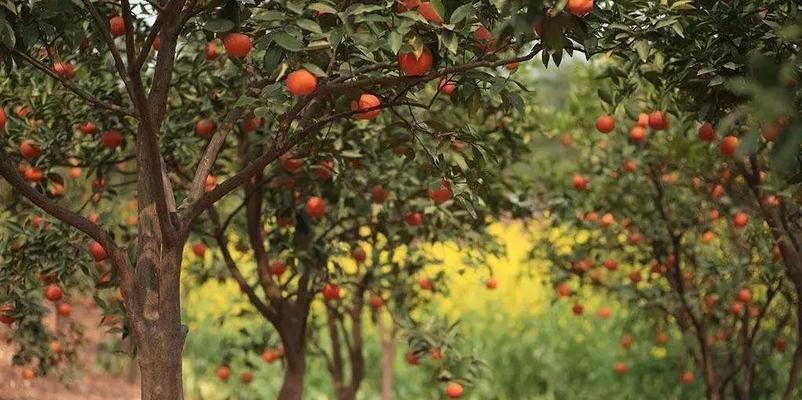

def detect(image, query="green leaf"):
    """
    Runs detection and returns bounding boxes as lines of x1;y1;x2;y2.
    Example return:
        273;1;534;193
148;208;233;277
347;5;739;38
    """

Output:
597;88;613;105
347;4;384;15
0;16;15;49
634;40;650;61
296;18;322;34
272;32;304;52
449;4;473;24
388;31;402;54
204;18;235;33
302;62;327;77
308;2;338;14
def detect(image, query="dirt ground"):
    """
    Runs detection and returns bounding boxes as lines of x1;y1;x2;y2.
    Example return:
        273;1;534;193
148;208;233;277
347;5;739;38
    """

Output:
0;300;140;400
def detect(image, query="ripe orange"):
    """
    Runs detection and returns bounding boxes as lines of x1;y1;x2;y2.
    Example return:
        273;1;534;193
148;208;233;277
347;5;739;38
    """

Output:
0;304;15;324
613;362;628;375
370;184;388;203
19;140;41;159
595;115;615;133
44;284;63;302
102;130;124;149
216;366;230;381
351;247;367;263
428;182;453;204
628;126;647;143
648;110;669;130
485;278;497;289
405;351;420;365
21;368;35;380
306;196;326;218
603;259;618;271
369;294;385;309
572;302;583;315
719;136;739;156
566;0;593;16
473;25;494;52
192;243;207;257
89;241;108;261
315;160;334;180
438;79;456;95
417;2;443;24
351;93;381;120
405;212;423;226
445;382;464;398
636;113;649;128
53;62;76;79
571;174;587;191
205;41;219;60
223;33;252;58
556;283;571;297
109;16;125;37
57;302;71;317
195;119;216;138
0;106;5;130
735;288;751;303
398;47;433;76
322;282;341;301
286;69;318;96
24;167;44;182
620;335;633;349
698;122;715;141
280;154;304;173
596;306;612;319
732;212;748;229
655;331;669;345
79;121;97;135
623;160;637;173
240;116;263;132
205;175;217;192
240;371;253;384
419;277;433;290
269;260;287;276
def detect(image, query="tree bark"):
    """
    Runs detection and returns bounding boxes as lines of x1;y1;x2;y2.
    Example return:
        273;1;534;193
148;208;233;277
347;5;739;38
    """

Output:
138;344;184;400
277;307;310;400
378;318;395;400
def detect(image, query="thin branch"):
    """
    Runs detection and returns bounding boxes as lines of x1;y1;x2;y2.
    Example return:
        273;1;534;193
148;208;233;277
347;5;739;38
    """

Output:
185;107;243;205
80;0;136;101
12;49;136;117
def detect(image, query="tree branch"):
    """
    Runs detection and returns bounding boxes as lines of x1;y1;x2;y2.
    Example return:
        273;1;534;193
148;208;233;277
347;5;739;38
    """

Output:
12;49;135;117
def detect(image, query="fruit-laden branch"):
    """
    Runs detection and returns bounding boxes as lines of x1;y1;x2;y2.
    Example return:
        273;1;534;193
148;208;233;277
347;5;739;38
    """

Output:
209;206;278;320
0;151;112;248
0;149;136;303
11;49;136;117
80;0;136;101
183;50;539;223
323;49;540;93
185;107;243;206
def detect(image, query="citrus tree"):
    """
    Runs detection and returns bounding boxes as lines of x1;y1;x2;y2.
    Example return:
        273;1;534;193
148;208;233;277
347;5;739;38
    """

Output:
0;0;600;398
524;2;801;398
182;84;526;399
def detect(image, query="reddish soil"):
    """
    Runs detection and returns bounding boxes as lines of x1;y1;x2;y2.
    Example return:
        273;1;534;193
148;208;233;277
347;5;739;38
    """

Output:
0;300;139;400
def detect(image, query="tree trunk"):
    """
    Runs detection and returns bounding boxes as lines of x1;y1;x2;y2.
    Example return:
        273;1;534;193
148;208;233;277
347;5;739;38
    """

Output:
138;344;184;400
378;319;395;400
783;278;802;400
277;312;309;400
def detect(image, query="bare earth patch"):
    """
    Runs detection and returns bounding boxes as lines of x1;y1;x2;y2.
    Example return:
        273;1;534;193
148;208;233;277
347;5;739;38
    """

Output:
0;301;139;400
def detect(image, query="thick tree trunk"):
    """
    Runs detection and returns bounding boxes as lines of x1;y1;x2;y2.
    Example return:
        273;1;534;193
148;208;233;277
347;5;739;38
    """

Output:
139;344;184;400
277;312;309;400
